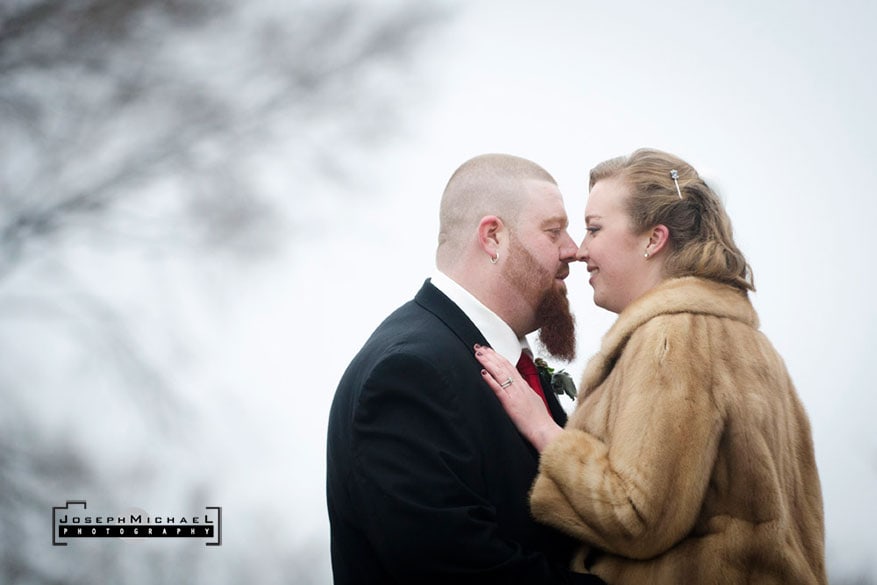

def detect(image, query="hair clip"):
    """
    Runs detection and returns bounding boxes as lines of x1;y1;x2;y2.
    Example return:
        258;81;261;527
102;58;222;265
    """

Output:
670;169;682;199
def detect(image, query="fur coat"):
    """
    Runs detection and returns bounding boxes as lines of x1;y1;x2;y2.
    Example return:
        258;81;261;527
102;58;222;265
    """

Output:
530;277;826;584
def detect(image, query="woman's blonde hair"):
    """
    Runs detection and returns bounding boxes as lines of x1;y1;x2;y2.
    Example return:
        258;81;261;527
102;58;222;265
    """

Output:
590;148;755;292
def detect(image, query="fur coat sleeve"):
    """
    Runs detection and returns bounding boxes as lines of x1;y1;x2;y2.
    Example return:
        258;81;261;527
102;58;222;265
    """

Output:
532;312;724;558
529;277;826;584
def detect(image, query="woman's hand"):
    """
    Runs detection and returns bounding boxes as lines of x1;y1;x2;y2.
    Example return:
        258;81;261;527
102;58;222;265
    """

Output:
475;345;562;452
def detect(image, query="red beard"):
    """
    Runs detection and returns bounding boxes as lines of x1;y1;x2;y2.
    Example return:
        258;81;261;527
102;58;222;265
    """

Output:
507;235;576;361
535;283;576;361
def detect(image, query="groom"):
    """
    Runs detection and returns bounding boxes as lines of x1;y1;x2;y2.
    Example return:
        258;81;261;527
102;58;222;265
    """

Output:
327;154;582;584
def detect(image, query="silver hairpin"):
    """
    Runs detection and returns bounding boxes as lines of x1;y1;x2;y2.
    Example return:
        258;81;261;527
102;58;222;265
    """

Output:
670;169;682;199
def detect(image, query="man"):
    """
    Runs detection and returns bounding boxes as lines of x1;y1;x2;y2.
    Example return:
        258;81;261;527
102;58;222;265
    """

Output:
327;154;580;584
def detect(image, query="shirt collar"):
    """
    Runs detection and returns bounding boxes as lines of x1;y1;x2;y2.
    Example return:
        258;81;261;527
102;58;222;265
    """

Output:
431;270;530;364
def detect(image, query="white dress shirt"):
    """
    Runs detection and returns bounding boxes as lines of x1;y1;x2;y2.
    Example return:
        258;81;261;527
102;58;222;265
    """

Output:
430;270;531;365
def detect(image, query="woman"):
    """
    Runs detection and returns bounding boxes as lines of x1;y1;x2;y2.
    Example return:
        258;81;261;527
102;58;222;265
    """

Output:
476;148;826;584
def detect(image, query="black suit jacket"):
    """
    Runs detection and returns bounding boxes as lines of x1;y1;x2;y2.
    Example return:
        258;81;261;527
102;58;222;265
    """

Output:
327;280;576;584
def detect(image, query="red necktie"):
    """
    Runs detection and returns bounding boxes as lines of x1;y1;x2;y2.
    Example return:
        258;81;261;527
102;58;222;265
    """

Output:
516;352;550;413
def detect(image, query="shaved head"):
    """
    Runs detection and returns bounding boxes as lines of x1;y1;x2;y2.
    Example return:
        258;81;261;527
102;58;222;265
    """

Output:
437;154;556;268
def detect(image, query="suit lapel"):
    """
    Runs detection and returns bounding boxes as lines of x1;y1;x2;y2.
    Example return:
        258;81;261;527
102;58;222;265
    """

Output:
417;279;569;427
541;380;568;426
414;280;489;351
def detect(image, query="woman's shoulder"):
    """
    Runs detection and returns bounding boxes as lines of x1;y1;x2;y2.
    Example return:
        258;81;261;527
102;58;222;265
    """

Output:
580;278;758;393
619;277;756;333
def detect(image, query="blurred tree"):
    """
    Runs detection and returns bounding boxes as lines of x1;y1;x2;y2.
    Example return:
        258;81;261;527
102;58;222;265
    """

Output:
0;0;445;271
0;0;448;582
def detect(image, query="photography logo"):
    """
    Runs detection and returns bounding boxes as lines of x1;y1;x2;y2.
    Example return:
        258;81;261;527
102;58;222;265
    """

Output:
52;501;222;546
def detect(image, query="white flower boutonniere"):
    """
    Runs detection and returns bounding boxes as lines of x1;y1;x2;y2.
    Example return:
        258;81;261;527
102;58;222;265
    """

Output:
534;357;577;400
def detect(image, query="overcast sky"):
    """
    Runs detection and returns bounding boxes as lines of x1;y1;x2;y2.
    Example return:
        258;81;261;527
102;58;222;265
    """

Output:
263;1;877;581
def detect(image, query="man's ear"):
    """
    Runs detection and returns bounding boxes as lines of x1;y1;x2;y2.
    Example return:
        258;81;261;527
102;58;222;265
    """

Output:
646;224;671;256
477;215;504;260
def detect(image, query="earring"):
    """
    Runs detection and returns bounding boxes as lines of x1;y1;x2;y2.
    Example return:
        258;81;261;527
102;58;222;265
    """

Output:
644;251;650;259
490;252;499;264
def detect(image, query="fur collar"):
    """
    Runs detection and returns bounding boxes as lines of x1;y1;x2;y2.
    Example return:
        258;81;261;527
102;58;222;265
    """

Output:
580;277;757;397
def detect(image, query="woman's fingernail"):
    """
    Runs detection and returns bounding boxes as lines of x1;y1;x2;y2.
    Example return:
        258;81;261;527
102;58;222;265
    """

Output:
474;343;481;349
475;351;482;357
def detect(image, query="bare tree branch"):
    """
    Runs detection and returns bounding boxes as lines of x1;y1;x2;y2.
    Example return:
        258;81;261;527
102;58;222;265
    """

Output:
0;0;448;274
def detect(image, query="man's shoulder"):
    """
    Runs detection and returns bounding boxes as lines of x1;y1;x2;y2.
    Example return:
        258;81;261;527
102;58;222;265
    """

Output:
339;280;483;385
364;298;459;359
364;281;467;346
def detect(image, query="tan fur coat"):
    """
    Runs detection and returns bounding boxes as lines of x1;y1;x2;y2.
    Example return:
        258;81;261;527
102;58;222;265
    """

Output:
531;277;826;584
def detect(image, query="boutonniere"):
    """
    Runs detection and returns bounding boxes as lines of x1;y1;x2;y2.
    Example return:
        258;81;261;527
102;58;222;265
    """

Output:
534;357;577;400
